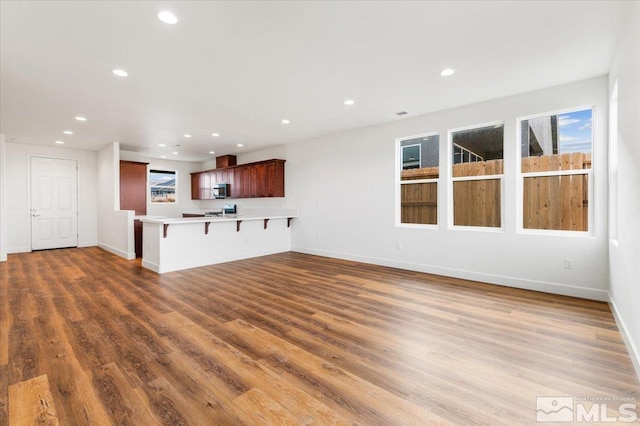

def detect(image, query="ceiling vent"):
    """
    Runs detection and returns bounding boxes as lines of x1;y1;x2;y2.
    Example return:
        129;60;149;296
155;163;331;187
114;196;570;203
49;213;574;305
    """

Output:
396;111;408;116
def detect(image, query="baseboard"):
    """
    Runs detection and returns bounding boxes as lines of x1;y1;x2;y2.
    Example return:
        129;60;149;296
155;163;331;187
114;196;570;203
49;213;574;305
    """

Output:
78;241;98;248
141;259;160;273
608;293;640;383
292;247;609;302
98;242;136;260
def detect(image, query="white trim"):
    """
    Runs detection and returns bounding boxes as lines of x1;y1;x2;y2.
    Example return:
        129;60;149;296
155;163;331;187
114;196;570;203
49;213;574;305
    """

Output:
449;225;504;233
608;293;640;383
78;241;98;248
517;103;596;123
399;178;438;185
0;134;5;262
451;174;503;182
292;246;608;301
608;82;619;241
98;242;135;260
142;259;160;273
397;223;439;230
518;228;592;238
522;169;591;178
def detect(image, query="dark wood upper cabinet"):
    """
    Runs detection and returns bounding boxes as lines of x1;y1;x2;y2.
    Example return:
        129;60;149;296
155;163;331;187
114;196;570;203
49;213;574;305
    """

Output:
119;161;148;215
216;155;237;168
191;173;200;200
190;159;285;200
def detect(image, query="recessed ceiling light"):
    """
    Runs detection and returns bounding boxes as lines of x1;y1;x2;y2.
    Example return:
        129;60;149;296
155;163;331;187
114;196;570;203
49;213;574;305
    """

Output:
172;151;179;155
112;69;128;77
55;140;64;145
157;11;178;25
440;68;455;77
237;144;244;147
211;133;220;137
344;99;355;106
281;119;290;124
161;155;166;158
63;130;73;135
75;116;87;121
209;151;215;154
158;143;166;147
184;134;191;138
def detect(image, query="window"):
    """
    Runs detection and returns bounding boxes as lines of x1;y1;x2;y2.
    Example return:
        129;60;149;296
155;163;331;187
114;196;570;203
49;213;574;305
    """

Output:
149;169;177;203
520;108;592;232
609;84;618;241
399;134;439;225
451;123;504;228
402;144;421;169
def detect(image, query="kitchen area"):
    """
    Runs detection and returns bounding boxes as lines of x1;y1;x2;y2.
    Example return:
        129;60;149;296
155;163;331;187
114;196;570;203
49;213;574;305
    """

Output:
120;153;296;273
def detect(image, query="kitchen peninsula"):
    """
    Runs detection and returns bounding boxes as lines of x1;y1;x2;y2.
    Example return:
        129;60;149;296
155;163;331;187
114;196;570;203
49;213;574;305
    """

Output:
140;210;296;273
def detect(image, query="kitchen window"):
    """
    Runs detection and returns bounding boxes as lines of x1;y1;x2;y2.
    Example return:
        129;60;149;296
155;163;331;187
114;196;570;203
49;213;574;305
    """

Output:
149;169;177;203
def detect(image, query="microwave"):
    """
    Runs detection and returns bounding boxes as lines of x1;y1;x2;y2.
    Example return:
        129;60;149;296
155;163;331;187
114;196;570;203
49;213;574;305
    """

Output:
212;183;229;199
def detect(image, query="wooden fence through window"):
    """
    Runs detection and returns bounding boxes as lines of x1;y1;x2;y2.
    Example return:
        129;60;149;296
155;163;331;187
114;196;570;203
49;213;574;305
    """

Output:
400;152;590;230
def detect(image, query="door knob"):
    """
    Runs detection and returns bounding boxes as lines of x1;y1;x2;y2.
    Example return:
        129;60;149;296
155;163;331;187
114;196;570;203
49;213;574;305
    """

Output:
32;214;41;217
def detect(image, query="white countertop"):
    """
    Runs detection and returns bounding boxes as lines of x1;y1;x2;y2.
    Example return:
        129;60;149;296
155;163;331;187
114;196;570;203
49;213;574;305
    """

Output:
139;214;296;225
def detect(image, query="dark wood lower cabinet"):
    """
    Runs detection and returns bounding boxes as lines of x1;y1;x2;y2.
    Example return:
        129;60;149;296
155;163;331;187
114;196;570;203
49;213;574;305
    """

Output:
134;220;143;258
190;159;285;200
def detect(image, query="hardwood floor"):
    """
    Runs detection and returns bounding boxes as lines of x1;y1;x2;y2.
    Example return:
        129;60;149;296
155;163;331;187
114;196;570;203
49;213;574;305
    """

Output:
0;247;638;425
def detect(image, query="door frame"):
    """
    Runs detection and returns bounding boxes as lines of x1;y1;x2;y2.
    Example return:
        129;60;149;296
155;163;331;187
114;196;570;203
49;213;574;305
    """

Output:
28;155;80;251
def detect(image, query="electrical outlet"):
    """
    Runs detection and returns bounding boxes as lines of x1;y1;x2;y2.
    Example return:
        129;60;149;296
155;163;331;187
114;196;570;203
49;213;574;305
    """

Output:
564;259;573;270
395;242;402;250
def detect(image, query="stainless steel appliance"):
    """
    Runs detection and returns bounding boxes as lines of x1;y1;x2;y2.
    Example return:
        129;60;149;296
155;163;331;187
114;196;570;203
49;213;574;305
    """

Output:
212;183;229;199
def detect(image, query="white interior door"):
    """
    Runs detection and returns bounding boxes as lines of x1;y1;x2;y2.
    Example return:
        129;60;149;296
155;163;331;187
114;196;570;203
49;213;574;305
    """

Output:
31;157;78;250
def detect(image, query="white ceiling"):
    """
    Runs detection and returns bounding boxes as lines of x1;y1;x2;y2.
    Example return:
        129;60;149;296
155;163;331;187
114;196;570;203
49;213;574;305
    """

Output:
0;1;630;162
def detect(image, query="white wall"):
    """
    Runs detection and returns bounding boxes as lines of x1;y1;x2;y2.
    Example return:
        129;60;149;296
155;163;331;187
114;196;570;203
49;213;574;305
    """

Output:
0;134;6;261
119;150;201;217
4;142;98;252
608;1;640;379
249;77;610;301
97;142;133;258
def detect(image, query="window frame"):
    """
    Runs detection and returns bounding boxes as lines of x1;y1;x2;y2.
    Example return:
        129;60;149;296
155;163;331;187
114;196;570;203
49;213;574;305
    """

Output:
609;84;618;245
396;132;440;229
401;143;422;170
516;105;595;236
448;120;505;232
